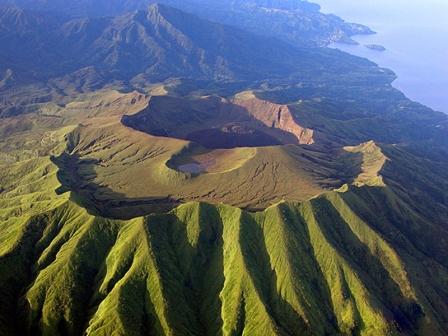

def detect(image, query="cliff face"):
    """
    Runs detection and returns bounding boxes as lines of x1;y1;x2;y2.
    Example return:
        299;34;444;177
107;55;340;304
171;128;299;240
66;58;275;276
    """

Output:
233;93;315;145
122;93;315;148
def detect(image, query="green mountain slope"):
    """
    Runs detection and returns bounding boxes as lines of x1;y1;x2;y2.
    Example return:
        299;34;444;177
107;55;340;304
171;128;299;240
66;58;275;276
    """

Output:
1;114;448;335
1;2;448;336
1;79;447;336
2;180;448;335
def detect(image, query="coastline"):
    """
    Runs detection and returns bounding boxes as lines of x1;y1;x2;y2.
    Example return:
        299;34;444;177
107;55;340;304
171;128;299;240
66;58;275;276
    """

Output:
316;0;448;114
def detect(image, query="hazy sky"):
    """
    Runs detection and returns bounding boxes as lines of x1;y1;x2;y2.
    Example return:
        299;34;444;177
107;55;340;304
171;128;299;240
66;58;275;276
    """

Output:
315;0;448;113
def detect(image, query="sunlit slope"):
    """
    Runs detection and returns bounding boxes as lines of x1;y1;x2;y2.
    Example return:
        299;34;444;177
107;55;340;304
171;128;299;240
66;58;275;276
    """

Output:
0;90;149;249
27;90;354;216
1;101;448;335
62;118;343;215
1;181;448;336
0;117;75;255
1;88;448;336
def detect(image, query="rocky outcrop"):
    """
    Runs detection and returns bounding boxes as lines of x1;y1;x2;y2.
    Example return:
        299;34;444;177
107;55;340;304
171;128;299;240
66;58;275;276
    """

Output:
233;93;314;145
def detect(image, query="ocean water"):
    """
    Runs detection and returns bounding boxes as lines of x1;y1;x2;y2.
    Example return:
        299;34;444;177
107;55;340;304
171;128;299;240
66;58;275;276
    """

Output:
315;0;448;113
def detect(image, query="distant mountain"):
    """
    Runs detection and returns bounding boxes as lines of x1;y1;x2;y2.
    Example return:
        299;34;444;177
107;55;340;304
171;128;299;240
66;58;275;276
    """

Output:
0;3;384;117
0;6;64;74
3;0;373;47
170;0;374;47
0;4;372;80
55;3;311;81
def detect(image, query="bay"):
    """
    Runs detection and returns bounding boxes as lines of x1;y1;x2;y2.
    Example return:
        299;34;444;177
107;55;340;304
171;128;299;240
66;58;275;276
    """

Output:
315;0;448;113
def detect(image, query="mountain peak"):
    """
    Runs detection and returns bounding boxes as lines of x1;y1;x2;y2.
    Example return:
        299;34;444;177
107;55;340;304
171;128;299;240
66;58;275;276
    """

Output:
143;2;204;28
147;2;169;12
145;2;186;18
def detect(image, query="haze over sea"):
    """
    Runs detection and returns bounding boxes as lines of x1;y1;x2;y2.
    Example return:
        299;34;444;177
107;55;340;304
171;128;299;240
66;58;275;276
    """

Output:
315;0;448;113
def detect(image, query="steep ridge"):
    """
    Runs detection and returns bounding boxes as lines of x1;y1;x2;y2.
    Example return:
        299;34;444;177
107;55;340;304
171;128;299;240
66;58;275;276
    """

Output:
2;182;448;335
5;0;372;46
0;4;372;85
0;3;387;117
2;90;448;335
343;141;387;187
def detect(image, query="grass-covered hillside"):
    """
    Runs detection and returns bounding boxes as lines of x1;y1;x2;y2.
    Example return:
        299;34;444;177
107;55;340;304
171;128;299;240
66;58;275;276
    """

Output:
2;184;448;335
1;1;448;335
1;84;448;335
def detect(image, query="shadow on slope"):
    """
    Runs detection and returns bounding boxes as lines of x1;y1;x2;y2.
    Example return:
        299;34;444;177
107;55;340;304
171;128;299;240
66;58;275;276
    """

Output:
121;95;314;149
311;197;423;332
52;153;179;219
143;203;226;335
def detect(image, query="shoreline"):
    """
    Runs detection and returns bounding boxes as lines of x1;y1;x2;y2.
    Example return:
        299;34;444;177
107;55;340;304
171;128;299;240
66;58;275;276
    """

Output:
317;1;447;114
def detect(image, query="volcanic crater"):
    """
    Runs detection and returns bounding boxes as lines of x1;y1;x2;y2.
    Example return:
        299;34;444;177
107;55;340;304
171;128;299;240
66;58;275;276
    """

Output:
122;93;314;150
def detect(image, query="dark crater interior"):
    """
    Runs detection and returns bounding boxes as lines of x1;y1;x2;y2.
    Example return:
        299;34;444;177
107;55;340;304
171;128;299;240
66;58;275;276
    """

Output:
122;95;299;149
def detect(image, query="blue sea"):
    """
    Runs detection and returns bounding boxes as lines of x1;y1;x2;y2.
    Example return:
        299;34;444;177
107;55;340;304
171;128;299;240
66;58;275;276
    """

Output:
315;0;448;113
